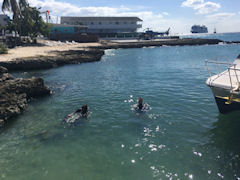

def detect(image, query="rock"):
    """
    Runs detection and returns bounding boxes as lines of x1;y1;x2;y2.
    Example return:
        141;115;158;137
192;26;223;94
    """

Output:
0;66;51;125
0;119;4;126
0;66;8;75
0;49;105;71
0;73;14;82
4;77;50;98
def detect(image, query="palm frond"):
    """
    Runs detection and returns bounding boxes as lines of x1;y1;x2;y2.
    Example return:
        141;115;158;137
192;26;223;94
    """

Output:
19;0;28;9
2;0;11;12
9;0;20;20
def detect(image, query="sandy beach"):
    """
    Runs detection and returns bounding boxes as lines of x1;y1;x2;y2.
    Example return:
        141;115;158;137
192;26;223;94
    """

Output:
0;40;102;62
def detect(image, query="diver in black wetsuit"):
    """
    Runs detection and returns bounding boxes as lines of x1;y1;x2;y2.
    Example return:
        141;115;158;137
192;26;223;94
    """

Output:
75;104;88;116
137;98;143;110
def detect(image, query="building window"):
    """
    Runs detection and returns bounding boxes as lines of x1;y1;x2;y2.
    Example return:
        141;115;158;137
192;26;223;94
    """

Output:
124;22;127;24
91;22;94;25
115;22;119;25
99;22;102;25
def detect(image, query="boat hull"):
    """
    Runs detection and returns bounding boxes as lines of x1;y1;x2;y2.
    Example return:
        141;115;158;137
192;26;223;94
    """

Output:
210;86;240;114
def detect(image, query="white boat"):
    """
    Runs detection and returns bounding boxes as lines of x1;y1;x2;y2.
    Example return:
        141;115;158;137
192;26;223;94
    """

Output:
206;54;240;113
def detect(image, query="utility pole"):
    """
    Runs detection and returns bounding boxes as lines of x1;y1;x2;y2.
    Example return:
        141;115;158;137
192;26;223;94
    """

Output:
41;10;50;23
46;11;48;23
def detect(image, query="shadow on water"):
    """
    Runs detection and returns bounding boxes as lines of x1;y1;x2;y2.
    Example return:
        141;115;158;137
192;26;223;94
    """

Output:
207;111;240;178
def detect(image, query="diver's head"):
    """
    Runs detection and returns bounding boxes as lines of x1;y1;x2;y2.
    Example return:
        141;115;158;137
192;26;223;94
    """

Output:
137;98;143;110
138;98;143;104
81;104;88;114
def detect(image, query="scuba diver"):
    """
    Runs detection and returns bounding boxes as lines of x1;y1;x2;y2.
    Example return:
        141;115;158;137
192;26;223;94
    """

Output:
137;98;143;110
75;104;88;117
63;104;89;125
132;97;151;112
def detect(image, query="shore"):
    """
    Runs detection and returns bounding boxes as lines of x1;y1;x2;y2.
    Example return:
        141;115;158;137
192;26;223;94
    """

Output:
0;38;226;71
0;40;104;71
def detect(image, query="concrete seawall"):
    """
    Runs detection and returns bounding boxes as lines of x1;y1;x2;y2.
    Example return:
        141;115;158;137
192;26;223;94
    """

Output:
93;38;224;49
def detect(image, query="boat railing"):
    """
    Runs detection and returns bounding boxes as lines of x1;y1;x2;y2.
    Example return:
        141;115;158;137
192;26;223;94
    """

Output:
206;58;240;93
228;66;240;93
205;57;232;77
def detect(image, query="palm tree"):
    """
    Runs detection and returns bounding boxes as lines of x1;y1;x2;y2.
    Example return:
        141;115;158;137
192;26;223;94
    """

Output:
2;0;28;45
2;0;20;21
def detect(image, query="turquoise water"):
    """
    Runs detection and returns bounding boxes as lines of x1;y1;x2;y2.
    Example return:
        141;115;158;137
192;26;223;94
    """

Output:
1;41;240;179
181;32;240;41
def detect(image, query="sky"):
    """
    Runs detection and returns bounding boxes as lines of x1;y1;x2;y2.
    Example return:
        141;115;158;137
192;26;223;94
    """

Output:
1;0;240;34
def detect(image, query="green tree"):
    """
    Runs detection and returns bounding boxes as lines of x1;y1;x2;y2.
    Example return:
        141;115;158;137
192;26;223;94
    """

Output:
18;4;51;38
0;42;8;54
2;0;51;40
2;0;21;39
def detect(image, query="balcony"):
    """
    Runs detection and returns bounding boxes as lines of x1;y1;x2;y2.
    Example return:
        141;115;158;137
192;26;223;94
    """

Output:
87;24;142;29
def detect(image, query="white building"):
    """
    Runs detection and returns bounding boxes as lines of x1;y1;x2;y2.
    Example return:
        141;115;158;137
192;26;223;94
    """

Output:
61;17;142;36
0;14;9;27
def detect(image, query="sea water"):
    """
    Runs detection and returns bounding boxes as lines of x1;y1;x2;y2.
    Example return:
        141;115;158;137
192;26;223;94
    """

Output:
1;34;240;180
181;32;240;41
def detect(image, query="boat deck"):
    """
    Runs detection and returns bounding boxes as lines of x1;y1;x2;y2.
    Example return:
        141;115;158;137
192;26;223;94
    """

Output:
206;59;240;90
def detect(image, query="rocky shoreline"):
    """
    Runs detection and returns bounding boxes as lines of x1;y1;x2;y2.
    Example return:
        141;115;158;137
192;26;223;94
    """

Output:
0;49;104;71
0;66;50;126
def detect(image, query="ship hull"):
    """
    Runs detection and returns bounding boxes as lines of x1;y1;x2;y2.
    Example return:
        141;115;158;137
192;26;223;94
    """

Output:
210;86;240;114
191;31;208;33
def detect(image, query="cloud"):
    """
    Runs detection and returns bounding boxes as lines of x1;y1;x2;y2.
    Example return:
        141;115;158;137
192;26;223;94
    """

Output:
162;12;169;16
182;0;204;7
28;0;128;16
27;0;170;30
200;12;240;33
205;12;235;21
27;0;167;18
181;0;221;14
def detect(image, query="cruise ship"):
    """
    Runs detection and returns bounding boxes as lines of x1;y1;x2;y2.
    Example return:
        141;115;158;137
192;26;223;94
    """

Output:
191;25;208;33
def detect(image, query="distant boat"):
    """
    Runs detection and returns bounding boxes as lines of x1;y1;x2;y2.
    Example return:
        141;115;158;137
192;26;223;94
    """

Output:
191;25;208;33
214;28;217;34
206;54;240;113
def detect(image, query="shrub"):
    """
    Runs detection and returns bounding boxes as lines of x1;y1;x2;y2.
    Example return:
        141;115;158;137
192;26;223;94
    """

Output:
0;43;8;54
